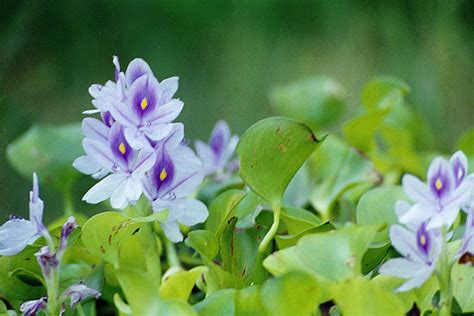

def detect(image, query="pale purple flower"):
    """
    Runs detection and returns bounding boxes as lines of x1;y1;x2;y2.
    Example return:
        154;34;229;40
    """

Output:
81;122;157;209
0;173;49;256
195;120;239;180
35;246;58;278
379;223;442;292
62;284;101;308
400;152;472;229
20;297;47;316
73;117;110;179
58;216;78;256
143;125;208;242
109;73;183;151
458;202;474;259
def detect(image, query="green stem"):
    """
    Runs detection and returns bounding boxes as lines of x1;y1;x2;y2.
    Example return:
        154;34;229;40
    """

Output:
63;187;74;216
258;202;281;254
46;267;60;315
435;226;453;316
165;238;182;269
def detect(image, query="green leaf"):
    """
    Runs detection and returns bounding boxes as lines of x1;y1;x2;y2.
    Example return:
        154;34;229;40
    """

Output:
237;117;323;204
235;286;266;316
0;246;45;301
309;135;379;219
361;76;409;111
194;289;236;316
81;212;146;268
333;278;405;315
264;225;378;283
260;271;320;316
361;243;391;274
6;123;83;188
270;76;346;130
205;189;246;238
160;266;208;302
356;185;408;245
452;263;474;312
280;206;322;235
185;230;219;261
275;222;335;249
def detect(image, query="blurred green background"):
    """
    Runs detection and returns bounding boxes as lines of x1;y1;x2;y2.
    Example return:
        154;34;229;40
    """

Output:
0;1;473;221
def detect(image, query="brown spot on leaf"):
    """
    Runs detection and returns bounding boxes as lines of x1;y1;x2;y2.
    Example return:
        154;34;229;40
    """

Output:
100;245;106;254
132;227;140;235
459;252;474;265
278;144;287;152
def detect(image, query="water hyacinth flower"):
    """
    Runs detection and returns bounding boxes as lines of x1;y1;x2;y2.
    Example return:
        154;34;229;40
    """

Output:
62;284;101;308
0;173;50;256
458;202;474;262
379;223;442;292
81;122;157;209
20;297;48;316
195;120;239;180
109;73;183;151
143;125;208;242
35;246;58;277
400;151;472;229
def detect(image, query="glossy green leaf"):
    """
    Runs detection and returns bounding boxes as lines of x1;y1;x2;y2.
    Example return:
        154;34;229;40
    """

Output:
452;263;474;312
160;266;208;302
275;222;334;249
194;289;236;315
280;206;322;235
356;185;408;245
264;225;378;282
185;230;219;261
270;76;346;130
6;123;82;187
81;212;147;268
309;135;379;219
333;278;405;315
204;189;246;237
0;246;45;301
237;117;323;203
261;271;320;316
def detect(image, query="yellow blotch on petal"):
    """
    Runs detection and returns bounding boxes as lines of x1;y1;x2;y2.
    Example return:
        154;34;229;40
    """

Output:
119;143;126;155
160;168;168;181
420;234;426;246
141;98;148;110
435;178;442;190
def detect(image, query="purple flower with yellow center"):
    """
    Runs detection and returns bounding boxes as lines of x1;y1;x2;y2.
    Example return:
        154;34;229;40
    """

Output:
195;120;239;180
399;152;472;229
379;223;442;292
20;297;48;316
142;125;208;242
73;117;110;179
109;73;183;151
81;122;157;209
0;173;51;256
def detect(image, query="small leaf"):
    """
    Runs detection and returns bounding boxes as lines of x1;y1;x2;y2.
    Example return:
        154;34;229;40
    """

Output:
270;76;346;130
205;190;246;238
160;266;208;302
260;271;320;316
185;230;219;261
361;76;409;111
280;206;322;235
275;222;334;249
237;117;323;204
452;263;474;312
333;278;405;315
356;185;408;245
194;289;236;316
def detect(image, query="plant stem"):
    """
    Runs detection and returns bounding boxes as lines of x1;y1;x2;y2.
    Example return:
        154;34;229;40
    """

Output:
165;238;182;269
46;269;60;315
435;226;453;316
258;202;281;254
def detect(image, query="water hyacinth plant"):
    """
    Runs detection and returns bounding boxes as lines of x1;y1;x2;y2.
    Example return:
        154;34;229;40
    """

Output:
1;56;474;316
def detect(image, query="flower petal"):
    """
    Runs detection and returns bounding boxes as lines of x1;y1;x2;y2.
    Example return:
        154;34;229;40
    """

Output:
82;117;109;142
402;174;434;205
450;150;468;187
125;58;153;86
73;155;105;177
82;174;126;204
398;203;434;229
379;258;426;278
396;267;435;292
147;99;184;124
83;138;121;172
161;221;183;243
108;98;140;127
389;225;425;263
176;199;208;226
0;219;39;256
144;123;174;142
159;76;179;101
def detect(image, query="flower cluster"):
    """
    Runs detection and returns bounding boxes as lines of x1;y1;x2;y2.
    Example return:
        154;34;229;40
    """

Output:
74;56;212;242
380;151;474;291
0;174;100;315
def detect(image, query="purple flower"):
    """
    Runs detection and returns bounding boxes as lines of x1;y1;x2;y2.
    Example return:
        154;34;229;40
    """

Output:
58;216;78;256
379;223;442;291
73;118;110;179
20;297;47;316
109;73;183;151
458;202;474;260
62;284;101;308
143;125;208;242
81;122;157;209
35;246;58;278
195;120;239;180
0;173;49;256
400;152;472;229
